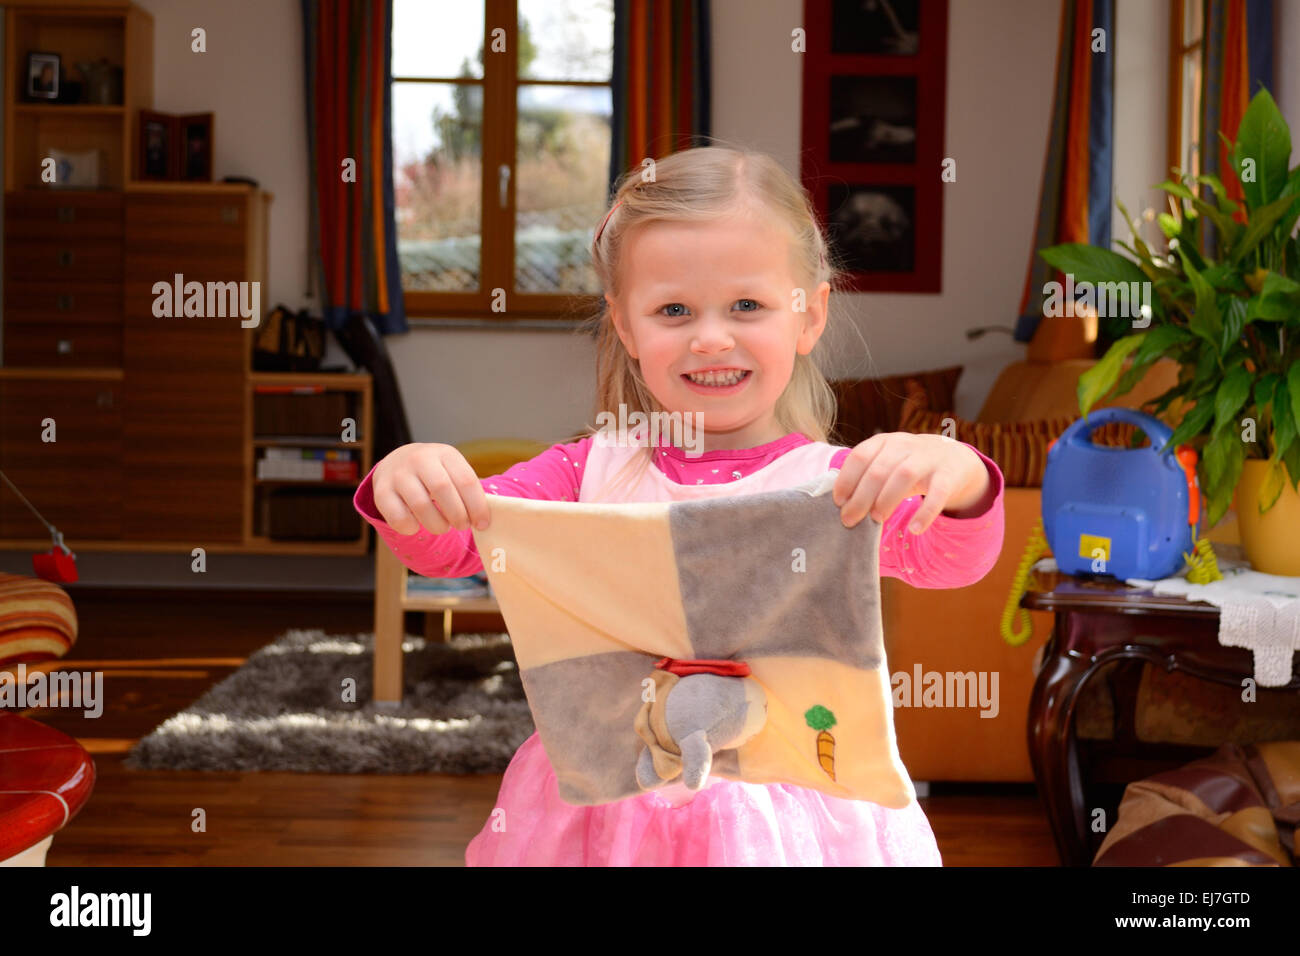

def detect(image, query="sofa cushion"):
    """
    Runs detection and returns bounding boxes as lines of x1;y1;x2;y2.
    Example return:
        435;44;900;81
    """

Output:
899;382;1142;487
830;365;963;446
0;573;77;665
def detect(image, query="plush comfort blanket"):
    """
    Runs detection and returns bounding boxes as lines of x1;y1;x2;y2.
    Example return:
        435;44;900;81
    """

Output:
470;471;915;809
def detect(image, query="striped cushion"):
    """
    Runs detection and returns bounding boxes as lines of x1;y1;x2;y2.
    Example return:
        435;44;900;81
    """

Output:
0;573;78;665
1093;741;1299;866
899;382;1144;488
830;365;963;446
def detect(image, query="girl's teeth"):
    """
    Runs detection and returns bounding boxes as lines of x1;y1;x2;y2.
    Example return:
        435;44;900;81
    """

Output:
687;370;746;386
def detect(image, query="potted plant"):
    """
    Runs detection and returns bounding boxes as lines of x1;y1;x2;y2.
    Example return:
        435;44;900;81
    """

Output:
1038;89;1300;575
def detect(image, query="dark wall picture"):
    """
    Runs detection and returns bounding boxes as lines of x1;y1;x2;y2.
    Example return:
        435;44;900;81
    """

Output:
801;0;947;292
828;184;915;273
830;0;920;55
830;75;917;163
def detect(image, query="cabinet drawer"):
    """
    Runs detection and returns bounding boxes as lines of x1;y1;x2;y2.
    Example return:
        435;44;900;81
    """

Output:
126;193;248;247
4;319;123;367
4;191;124;240
5;280;123;324
6;239;122;281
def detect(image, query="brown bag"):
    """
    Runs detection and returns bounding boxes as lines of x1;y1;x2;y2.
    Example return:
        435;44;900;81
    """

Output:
1094;740;1300;866
252;305;325;372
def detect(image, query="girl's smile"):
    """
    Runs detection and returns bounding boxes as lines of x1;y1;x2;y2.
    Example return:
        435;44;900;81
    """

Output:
680;368;752;393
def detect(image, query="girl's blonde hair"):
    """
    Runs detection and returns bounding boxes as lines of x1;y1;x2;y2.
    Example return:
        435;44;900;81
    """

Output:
576;140;848;502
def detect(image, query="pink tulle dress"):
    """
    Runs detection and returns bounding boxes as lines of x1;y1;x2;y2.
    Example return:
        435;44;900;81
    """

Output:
354;426;1005;866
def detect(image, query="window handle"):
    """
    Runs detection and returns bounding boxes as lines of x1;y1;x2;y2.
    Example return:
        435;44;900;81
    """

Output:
498;164;511;208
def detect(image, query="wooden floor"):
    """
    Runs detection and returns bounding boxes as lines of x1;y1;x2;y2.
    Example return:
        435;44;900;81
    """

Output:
22;589;1060;866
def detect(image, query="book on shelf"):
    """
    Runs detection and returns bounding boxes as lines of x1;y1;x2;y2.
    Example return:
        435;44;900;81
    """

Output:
257;457;359;481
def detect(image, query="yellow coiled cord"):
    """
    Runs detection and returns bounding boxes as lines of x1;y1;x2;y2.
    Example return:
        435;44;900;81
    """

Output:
1001;516;1049;647
1184;536;1222;584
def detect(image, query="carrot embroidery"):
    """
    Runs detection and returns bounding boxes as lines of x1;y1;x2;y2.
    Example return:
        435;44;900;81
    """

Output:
805;705;837;781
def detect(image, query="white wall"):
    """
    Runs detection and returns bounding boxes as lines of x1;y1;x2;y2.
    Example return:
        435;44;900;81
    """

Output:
132;0;1178;443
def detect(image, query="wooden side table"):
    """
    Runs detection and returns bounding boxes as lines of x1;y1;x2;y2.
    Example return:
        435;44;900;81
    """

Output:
372;542;499;705
1022;573;1300;866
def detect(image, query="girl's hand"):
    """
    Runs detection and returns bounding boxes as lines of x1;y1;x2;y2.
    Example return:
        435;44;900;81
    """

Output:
831;432;991;534
371;443;492;535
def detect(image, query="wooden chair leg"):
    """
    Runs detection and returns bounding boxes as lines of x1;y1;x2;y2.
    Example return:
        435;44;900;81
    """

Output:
373;543;405;705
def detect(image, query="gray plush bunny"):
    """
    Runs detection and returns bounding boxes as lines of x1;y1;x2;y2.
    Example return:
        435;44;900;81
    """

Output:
634;673;768;791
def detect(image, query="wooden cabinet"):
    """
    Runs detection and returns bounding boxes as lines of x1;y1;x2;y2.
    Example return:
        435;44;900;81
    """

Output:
0;372;123;540
3;190;124;368
118;186;265;543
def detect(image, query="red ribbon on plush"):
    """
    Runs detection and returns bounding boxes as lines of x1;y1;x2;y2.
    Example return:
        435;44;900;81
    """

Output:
654;657;751;678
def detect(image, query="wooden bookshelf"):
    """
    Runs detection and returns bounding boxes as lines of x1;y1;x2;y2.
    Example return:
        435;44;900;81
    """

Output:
4;2;152;191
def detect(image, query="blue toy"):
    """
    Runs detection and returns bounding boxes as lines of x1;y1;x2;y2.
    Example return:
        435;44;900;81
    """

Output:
1042;407;1203;581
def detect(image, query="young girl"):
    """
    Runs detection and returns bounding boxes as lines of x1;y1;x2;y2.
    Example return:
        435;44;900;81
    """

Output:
353;146;1005;866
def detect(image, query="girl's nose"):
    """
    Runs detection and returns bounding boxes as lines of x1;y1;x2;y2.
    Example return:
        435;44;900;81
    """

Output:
690;313;735;351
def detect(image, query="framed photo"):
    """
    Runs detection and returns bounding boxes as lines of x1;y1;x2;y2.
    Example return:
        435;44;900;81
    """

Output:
179;113;214;181
828;183;915;274
26;52;60;101
138;110;177;180
830;0;920;55
801;0;948;292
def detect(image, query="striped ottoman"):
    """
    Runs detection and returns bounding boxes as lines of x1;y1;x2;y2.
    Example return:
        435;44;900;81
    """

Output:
1093;741;1300;866
0;572;77;665
0;714;95;866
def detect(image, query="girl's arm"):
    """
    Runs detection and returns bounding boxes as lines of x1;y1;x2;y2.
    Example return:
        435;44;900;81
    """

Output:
830;443;1005;589
353;438;592;577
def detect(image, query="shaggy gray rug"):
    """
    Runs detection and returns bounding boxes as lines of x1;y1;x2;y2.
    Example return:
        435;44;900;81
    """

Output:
123;629;534;773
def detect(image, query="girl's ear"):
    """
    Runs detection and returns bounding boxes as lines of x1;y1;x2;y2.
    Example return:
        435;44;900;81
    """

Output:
608;295;639;359
796;281;830;356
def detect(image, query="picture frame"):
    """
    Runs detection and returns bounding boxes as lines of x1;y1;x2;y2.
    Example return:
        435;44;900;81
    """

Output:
178;113;214;181
138;110;178;180
26;51;60;101
801;0;948;293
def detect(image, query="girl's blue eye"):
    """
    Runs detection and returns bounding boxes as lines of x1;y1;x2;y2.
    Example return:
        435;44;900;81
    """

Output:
657;300;760;317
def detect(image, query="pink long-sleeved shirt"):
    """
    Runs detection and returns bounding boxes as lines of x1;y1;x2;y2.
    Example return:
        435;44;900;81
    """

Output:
353;433;1006;590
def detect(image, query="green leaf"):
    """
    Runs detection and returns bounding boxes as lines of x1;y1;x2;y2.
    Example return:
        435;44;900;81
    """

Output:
1289;364;1300;445
1214;364;1253;434
1232;88;1292;209
1157;212;1181;238
1178;248;1224;350
1220;296;1247;352
1203;423;1239;495
1159;180;1197;203
1039;244;1148;287
1077;334;1144;415
1274;378;1297;462
1202;428;1245;528
1165;395;1217;450
1195;174;1241;215
1230;192;1300;263
1253;372;1281;423
1282;440;1300;492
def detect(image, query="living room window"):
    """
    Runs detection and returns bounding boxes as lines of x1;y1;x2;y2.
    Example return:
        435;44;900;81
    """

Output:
391;0;614;321
1167;0;1204;187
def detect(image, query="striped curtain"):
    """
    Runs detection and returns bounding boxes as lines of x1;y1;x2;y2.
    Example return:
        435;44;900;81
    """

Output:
608;0;712;195
302;0;406;335
1015;0;1115;346
1200;0;1274;229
